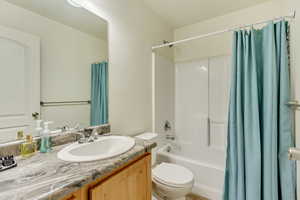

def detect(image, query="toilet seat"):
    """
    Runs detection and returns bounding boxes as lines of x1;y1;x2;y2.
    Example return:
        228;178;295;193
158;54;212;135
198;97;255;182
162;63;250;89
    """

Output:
152;163;194;188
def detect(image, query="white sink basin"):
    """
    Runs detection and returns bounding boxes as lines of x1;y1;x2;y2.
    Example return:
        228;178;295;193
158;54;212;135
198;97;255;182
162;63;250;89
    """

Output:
57;136;135;162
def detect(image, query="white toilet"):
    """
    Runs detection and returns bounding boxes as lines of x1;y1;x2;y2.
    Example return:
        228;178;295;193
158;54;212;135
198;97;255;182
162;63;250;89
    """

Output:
135;132;194;200
152;162;194;200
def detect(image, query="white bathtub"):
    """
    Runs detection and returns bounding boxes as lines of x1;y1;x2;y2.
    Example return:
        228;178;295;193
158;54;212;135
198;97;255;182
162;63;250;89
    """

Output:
156;144;225;200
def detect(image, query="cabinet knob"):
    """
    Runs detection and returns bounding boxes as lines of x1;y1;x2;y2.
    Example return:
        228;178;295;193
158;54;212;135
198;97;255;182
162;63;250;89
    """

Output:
67;195;76;200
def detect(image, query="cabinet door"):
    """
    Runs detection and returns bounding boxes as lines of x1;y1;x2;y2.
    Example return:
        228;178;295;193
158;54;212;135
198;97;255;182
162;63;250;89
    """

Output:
128;155;151;200
90;155;151;200
92;168;129;200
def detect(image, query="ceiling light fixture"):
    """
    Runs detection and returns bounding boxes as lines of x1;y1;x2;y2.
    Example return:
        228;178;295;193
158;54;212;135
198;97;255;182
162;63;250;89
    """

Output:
67;0;82;8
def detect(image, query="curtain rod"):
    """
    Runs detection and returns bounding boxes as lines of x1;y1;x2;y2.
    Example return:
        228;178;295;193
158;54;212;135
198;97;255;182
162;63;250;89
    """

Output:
152;11;296;50
92;61;108;64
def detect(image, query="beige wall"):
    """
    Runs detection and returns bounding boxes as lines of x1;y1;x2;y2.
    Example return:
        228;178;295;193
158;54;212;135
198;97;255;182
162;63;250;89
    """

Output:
173;0;300;195
283;0;300;196
154;52;175;135
0;1;108;128
174;0;286;62
85;0;174;135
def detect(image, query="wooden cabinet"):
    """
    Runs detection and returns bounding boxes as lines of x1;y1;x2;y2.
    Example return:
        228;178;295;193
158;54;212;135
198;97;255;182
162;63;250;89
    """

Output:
61;153;151;200
90;154;151;200
127;155;151;200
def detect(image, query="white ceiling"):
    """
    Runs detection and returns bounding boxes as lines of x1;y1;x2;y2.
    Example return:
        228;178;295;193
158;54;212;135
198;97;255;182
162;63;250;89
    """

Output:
143;0;270;28
5;0;107;40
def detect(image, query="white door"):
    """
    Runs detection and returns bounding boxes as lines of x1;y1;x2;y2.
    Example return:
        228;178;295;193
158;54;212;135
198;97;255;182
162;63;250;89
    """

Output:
0;25;40;142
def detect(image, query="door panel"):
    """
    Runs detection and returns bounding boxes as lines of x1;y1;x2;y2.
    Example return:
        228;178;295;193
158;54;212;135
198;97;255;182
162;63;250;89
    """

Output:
0;25;40;142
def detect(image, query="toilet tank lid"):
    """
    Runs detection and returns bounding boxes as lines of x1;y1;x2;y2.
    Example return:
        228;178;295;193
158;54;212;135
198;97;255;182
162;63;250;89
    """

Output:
153;163;194;186
135;132;158;140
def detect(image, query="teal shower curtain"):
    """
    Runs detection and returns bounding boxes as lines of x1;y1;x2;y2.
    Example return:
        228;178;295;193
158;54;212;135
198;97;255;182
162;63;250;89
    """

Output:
223;21;296;200
91;61;108;126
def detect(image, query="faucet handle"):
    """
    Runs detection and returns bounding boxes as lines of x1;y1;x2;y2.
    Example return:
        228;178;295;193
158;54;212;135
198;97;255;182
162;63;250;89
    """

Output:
87;129;98;142
77;132;88;144
166;134;175;141
92;128;98;137
164;121;172;132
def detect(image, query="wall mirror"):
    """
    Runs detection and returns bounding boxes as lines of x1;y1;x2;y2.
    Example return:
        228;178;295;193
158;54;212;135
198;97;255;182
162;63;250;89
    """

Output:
0;0;108;143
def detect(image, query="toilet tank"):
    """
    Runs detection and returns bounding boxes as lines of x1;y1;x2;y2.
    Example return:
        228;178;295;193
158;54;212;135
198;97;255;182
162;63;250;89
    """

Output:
135;132;163;166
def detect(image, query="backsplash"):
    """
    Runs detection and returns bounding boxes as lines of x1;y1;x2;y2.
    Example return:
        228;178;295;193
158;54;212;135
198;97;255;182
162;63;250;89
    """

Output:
0;124;110;157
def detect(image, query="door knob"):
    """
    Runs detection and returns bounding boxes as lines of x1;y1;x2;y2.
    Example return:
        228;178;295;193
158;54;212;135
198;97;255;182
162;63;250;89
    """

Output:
32;112;40;120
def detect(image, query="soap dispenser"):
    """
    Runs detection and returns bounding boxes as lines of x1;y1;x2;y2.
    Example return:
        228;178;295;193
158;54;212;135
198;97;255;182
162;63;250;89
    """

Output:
40;121;53;153
21;135;37;157
35;120;43;136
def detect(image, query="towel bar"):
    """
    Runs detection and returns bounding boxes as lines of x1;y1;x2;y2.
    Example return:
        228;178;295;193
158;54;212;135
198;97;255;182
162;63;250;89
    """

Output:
286;100;300;109
40;100;91;107
288;147;300;160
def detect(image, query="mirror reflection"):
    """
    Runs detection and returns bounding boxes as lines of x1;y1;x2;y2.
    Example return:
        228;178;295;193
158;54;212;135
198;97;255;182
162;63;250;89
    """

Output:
0;0;108;143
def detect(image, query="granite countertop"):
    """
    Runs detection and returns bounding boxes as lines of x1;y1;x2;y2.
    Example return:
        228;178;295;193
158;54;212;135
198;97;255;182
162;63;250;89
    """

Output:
0;137;156;200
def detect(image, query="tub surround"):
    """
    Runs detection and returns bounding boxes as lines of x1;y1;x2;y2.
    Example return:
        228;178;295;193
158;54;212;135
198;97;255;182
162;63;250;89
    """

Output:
0;137;156;200
157;144;224;199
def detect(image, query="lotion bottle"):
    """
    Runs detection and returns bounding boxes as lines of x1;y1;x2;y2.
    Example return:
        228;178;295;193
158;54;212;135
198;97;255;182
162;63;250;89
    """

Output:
40;121;53;153
21;135;37;157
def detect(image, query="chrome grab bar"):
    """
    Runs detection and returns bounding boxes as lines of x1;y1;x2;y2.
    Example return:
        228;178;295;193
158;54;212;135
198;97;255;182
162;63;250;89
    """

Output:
288;147;300;160
286;100;300;109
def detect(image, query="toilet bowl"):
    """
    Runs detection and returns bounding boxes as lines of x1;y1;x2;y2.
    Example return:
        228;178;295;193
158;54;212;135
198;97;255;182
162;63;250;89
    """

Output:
152;162;194;200
135;133;194;200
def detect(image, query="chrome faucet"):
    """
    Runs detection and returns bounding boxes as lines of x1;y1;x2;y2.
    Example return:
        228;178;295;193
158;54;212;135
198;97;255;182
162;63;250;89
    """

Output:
77;125;111;144
87;129;98;143
77;128;101;144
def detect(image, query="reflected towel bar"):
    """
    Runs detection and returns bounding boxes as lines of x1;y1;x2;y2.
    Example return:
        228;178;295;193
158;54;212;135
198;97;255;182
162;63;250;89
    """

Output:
40;100;91;107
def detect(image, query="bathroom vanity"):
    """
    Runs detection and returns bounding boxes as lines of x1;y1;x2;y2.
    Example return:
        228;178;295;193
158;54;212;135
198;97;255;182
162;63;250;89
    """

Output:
0;136;155;200
62;153;151;200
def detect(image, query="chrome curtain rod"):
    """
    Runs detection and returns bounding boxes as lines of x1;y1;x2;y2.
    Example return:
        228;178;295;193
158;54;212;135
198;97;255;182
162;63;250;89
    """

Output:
152;11;296;50
92;61;108;64
40;100;91;107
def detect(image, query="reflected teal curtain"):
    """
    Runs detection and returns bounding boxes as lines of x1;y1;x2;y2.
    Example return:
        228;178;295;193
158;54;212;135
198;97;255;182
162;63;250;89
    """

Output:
91;61;108;126
223;21;296;200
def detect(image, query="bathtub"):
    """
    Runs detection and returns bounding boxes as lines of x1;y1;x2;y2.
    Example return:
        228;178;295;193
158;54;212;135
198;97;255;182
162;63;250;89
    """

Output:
156;144;225;200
